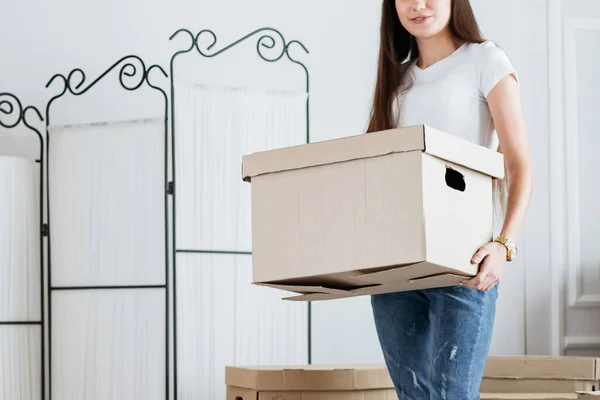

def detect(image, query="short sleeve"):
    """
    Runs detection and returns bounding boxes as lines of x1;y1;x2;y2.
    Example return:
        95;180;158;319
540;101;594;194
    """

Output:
476;41;518;99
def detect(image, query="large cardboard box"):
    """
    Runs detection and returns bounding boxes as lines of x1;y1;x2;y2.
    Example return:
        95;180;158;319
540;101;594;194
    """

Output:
242;125;504;301
225;365;397;400
482;356;600;393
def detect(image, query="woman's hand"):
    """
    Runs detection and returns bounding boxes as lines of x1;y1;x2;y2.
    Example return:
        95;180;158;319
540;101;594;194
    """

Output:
461;242;507;291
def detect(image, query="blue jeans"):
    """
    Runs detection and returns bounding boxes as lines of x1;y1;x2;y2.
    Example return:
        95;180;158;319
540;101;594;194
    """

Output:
371;284;499;400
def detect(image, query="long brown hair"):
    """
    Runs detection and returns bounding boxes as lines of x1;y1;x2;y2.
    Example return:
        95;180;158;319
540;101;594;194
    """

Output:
367;0;485;133
367;0;509;217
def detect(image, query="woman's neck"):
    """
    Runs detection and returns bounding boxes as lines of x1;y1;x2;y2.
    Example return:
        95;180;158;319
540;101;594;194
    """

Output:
416;33;464;69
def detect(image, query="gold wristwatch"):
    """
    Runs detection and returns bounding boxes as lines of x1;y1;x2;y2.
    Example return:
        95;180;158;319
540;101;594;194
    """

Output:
495;235;518;262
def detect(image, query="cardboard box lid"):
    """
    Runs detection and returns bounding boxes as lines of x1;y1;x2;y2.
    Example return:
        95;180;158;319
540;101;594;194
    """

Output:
242;125;505;182
480;394;577;400
484;356;600;380
225;365;394;391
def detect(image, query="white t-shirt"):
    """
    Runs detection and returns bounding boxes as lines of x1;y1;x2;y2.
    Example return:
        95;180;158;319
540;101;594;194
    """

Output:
393;40;518;150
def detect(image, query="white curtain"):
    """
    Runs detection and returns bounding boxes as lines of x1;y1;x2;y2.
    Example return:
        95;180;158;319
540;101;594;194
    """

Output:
0;156;40;320
51;290;165;400
174;83;309;399
175;83;307;252
177;254;308;400
48;118;165;287
47;119;166;399
0;156;42;400
0;327;42;400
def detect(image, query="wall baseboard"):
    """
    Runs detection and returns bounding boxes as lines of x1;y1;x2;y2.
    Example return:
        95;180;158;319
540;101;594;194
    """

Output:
563;336;600;350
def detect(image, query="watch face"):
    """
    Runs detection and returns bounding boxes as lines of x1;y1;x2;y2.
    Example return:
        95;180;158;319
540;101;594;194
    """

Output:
510;245;518;260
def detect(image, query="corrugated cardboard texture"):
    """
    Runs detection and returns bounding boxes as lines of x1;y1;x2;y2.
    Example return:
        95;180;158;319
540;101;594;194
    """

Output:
480;394;577;400
256;389;398;400
422;153;493;273
242;125;425;182
251;151;426;283
245;125;501;298
226;387;398;400
422;125;505;179
480;378;598;393
225;365;393;391
227;386;258;400
265;270;467;301
230;388;576;400
484;356;600;380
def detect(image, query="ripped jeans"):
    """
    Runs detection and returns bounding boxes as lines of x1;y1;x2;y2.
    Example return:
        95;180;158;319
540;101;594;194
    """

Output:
371;284;498;400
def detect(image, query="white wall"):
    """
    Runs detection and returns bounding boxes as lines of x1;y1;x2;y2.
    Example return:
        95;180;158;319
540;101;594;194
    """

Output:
552;0;600;357
0;0;380;152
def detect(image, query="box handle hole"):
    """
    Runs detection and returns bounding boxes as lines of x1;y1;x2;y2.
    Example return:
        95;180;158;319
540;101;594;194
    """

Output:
445;166;466;192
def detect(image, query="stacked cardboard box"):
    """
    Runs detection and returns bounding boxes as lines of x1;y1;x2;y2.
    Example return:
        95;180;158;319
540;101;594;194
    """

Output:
481;356;600;396
225;360;600;399
242;125;504;300
225;365;397;400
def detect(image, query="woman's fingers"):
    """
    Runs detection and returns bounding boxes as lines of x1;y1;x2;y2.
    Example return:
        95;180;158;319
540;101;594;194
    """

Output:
461;270;487;289
471;244;492;264
481;279;499;292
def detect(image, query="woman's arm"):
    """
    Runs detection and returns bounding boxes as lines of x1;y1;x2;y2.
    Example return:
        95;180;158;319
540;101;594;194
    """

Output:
462;73;533;291
489;74;534;241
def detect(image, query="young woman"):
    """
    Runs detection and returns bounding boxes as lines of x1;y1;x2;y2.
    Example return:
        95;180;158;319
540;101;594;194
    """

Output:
368;0;533;398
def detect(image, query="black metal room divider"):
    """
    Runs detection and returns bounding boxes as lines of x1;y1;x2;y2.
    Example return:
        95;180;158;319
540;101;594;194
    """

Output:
0;92;45;400
44;57;170;400
168;27;310;398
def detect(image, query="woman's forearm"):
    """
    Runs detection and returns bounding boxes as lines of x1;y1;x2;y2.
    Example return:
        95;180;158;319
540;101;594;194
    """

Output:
486;73;533;244
500;163;533;242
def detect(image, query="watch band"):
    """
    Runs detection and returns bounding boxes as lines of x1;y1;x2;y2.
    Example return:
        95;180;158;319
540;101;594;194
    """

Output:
494;235;516;262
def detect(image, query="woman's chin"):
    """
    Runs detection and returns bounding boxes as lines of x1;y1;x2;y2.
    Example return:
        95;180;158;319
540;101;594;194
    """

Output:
411;27;446;40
